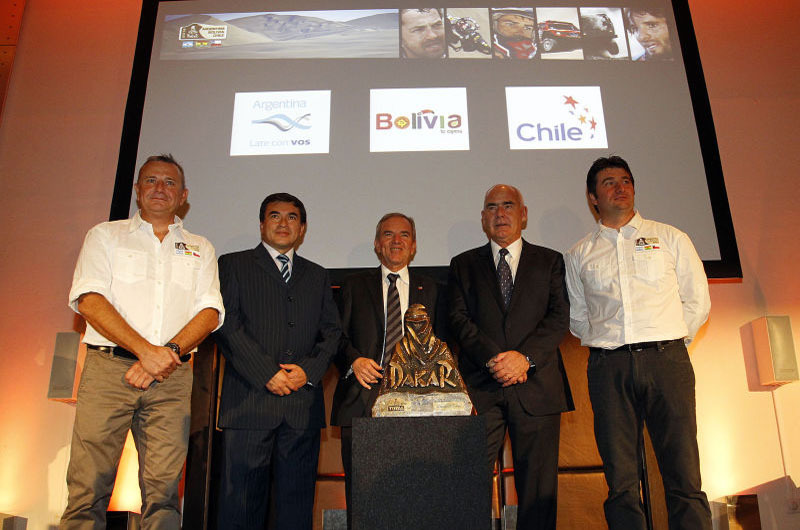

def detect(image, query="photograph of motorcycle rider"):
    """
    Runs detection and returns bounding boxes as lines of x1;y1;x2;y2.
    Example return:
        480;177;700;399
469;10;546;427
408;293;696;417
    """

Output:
446;8;491;58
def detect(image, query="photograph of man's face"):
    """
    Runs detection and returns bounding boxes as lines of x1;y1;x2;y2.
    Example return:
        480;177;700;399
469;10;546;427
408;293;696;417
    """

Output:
627;8;672;60
401;8;446;58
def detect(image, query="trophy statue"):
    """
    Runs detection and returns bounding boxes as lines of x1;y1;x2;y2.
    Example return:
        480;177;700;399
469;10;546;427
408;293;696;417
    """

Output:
372;303;473;417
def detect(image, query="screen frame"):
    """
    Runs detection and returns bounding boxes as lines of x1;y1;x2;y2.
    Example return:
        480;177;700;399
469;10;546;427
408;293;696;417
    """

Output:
110;0;742;279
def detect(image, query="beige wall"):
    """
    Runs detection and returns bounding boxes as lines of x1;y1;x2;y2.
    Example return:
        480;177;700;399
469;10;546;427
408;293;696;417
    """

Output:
0;1;143;528
0;0;797;528
687;1;800;526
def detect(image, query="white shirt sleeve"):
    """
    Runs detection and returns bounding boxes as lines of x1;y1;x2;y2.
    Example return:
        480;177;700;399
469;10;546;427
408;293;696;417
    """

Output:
564;248;590;340
674;230;710;342
68;225;113;312
192;238;225;330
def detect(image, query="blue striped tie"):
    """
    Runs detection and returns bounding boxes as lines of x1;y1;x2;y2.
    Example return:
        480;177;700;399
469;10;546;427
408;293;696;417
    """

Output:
277;254;290;283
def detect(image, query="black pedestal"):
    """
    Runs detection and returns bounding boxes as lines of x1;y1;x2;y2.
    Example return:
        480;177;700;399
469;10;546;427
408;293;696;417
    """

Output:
352;416;490;530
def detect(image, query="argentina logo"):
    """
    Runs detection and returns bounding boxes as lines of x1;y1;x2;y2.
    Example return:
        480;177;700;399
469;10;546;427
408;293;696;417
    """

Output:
230;90;331;156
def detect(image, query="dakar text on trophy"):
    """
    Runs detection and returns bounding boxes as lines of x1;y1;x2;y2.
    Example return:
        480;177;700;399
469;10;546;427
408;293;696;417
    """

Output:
372;304;474;417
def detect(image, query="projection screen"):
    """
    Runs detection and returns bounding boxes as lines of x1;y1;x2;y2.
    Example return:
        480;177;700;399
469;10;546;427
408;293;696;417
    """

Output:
110;0;741;279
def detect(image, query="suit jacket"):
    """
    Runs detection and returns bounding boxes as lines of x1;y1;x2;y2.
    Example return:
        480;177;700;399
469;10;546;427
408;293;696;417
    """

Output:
330;267;442;426
447;240;573;416
215;244;341;430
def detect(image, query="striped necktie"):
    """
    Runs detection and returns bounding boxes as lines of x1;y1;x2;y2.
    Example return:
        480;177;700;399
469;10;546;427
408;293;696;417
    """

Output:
382;273;402;367
497;248;513;308
277;254;290;283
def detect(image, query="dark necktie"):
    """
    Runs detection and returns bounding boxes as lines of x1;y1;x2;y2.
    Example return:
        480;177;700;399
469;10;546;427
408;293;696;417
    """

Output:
497;248;513;308
277;254;290;283
382;273;402;367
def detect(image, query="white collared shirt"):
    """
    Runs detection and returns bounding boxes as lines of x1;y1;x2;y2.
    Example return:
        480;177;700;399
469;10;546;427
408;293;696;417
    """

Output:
69;211;225;348
381;264;410;323
564;211;710;348
263;242;295;276
489;237;523;280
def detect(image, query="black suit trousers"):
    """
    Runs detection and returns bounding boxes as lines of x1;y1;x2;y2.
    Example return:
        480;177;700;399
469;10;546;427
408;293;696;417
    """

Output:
478;385;561;530
217;424;321;530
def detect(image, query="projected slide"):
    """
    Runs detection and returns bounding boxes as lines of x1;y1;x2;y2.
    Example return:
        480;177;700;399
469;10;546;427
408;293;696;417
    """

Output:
121;0;738;276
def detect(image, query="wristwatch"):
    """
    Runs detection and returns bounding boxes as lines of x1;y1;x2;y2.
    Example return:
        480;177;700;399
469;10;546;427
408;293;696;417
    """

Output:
525;355;537;374
166;342;192;362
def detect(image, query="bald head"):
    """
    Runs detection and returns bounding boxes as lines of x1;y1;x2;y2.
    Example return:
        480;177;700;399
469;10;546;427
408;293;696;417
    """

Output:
481;184;528;247
484;184;523;206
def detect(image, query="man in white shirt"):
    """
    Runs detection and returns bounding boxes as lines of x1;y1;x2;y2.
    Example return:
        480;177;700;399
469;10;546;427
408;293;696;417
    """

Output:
564;156;712;530
60;154;224;529
330;212;442;529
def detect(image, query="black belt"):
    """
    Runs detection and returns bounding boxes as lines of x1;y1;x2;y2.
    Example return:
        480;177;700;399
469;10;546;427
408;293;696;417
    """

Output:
591;338;683;353
89;345;191;362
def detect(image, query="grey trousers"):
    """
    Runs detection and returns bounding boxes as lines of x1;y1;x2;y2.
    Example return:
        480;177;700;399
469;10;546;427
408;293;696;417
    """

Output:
60;348;192;530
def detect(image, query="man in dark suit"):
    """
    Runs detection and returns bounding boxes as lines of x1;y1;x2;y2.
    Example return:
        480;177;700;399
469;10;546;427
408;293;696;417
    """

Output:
215;193;341;530
331;212;441;528
448;184;573;530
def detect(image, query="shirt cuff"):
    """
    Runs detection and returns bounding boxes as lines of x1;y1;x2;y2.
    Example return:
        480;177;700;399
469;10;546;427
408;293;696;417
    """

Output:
193;297;225;331
68;281;112;312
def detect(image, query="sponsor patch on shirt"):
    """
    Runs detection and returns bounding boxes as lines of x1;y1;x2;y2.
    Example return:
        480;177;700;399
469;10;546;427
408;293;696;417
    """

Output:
634;237;660;252
175;242;201;258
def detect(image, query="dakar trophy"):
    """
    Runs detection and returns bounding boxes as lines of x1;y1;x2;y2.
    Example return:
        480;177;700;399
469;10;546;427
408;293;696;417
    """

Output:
372;303;473;417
